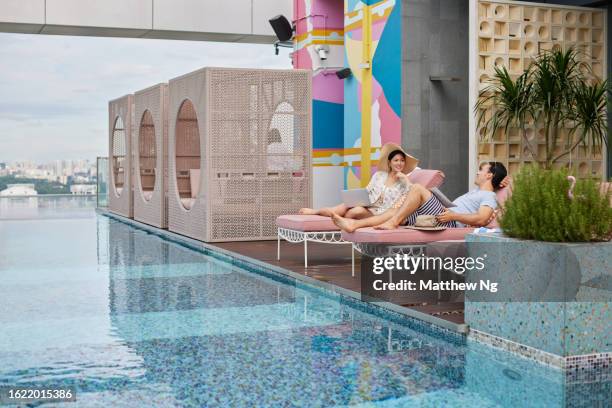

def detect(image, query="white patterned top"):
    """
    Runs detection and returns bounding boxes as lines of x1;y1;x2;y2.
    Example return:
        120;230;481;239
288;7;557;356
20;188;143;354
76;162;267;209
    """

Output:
366;171;412;215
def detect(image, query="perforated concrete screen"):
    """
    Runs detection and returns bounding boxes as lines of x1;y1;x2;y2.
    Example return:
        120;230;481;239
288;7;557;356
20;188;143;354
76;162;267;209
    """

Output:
108;95;133;218
168;67;312;242
476;0;607;178
134;84;169;228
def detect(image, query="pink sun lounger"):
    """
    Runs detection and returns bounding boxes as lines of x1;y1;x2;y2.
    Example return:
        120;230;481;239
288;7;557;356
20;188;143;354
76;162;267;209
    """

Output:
340;186;511;258
275;169;447;275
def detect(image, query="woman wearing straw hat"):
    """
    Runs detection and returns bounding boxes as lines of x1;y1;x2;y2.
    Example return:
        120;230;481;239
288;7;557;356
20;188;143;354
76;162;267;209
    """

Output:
299;143;419;220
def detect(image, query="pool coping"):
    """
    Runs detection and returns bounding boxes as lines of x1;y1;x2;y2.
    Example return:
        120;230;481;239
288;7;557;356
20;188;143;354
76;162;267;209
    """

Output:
97;208;469;340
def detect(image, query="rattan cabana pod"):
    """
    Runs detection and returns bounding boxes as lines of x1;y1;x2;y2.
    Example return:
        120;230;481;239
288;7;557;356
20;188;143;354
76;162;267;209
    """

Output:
168;67;312;242
108;95;133;218
133;84;169;228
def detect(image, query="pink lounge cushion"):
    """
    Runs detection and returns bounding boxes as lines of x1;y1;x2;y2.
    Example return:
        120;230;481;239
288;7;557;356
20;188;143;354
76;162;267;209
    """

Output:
276;214;339;232
408;169;445;189
341;227;474;244
495;185;511;207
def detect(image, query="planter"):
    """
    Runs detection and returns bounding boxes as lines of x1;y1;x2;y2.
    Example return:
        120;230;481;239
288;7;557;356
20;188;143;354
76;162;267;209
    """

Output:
465;233;611;357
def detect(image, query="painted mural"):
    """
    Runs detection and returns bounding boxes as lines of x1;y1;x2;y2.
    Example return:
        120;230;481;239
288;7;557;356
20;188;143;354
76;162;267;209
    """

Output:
293;0;346;206
293;0;345;167
344;0;401;188
292;0;401;201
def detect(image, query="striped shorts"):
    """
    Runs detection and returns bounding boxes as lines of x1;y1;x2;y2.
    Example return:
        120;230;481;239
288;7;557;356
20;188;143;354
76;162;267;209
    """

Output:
401;194;457;228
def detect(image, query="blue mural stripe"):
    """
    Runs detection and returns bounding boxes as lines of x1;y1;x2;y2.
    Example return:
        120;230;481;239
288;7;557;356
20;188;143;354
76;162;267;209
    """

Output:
313;100;344;149
372;0;401;117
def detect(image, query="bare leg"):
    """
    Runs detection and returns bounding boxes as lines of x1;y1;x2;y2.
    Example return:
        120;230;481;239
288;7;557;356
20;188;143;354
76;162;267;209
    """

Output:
345;206;373;220
375;184;432;230
332;209;398;233
299;203;349;217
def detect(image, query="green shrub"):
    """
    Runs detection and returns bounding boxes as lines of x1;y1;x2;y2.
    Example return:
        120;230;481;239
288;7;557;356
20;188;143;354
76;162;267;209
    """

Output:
499;165;612;242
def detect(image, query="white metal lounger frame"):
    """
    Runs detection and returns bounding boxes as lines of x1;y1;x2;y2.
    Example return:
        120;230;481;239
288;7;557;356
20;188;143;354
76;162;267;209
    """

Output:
277;227;355;276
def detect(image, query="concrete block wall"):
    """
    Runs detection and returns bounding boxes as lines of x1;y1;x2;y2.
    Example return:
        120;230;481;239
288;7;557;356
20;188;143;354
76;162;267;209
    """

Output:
402;0;470;199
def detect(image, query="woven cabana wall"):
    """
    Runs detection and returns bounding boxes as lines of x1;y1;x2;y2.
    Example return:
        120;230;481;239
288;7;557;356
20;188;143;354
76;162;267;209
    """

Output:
168;67;312;242
133;84;169;228
108;95;133;218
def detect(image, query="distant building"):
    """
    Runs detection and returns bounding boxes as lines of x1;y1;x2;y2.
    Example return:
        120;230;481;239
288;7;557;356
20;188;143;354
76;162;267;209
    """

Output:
0;184;38;196
70;184;96;195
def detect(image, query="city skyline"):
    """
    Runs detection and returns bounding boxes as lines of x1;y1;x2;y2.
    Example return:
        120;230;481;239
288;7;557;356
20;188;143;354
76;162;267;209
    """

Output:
0;159;97;185
0;33;292;162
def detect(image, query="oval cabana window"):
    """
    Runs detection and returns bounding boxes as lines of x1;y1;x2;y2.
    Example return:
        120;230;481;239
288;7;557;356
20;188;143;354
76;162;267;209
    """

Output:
175;100;201;210
139;110;156;202
111;116;126;197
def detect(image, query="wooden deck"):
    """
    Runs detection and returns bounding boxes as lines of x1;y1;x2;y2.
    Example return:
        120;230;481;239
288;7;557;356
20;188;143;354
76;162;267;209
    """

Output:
212;240;465;325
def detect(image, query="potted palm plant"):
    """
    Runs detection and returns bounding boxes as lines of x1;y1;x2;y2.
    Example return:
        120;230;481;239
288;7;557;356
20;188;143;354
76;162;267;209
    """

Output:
477;47;608;168
466;47;612;360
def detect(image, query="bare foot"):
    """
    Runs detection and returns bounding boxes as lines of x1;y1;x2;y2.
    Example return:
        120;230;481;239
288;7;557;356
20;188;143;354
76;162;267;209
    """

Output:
299;208;318;215
374;220;400;230
331;213;357;233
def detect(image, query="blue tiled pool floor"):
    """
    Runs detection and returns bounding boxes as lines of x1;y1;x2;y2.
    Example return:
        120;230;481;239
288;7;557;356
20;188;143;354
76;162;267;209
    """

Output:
0;216;607;407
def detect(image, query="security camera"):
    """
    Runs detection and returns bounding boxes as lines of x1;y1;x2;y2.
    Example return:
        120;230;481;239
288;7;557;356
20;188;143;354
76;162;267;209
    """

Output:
315;45;329;61
336;68;352;79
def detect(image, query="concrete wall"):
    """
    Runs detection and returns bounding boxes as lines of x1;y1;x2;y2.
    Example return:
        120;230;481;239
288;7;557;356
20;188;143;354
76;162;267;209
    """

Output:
402;0;470;199
0;0;291;43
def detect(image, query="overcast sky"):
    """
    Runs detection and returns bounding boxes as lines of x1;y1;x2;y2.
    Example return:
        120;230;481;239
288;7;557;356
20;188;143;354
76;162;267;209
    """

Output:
0;33;291;163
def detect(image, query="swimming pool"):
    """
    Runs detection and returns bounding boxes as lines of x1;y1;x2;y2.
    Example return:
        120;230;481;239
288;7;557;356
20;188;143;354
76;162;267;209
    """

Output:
0;215;606;407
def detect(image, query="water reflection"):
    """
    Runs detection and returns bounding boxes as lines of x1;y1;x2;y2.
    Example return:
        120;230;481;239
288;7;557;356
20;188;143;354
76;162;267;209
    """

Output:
0;195;95;220
102;218;611;407
0;216;608;407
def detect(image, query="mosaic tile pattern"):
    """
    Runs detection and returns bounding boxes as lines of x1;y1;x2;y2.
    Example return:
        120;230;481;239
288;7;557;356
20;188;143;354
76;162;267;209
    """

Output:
469;329;565;368
3;214;609;407
465;233;611;357
108;210;467;346
468;330;612;407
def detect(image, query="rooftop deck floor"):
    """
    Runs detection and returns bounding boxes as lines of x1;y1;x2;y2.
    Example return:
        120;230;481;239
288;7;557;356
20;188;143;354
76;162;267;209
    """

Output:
213;240;465;325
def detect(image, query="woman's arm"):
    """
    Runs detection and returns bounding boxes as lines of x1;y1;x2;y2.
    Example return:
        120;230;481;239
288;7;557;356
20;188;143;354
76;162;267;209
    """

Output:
366;171;383;192
395;171;412;187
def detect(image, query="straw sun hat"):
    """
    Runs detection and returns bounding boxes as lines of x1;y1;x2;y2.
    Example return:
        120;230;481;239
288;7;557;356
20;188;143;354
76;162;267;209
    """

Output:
377;143;419;174
404;215;447;231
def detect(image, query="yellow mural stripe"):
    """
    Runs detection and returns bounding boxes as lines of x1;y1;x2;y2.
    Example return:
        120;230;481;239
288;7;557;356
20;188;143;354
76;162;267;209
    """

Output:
345;6;392;32
295;29;345;42
360;5;373;188
312;147;379;158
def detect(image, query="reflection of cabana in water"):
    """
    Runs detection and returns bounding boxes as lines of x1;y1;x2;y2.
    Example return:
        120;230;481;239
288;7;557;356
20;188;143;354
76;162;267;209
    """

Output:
133;84;169;228
108;95;133;218
167;67;312;242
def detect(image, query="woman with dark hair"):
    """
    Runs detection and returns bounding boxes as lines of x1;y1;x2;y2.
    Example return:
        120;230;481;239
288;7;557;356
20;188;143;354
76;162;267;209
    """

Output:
299;143;419;220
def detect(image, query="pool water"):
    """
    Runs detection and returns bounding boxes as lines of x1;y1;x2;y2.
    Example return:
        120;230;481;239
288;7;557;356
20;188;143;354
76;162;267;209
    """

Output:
0;216;605;407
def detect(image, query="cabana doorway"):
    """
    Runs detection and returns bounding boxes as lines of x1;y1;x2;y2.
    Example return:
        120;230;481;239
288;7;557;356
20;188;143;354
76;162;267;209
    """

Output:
111;116;126;197
175;99;201;210
138;110;156;201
